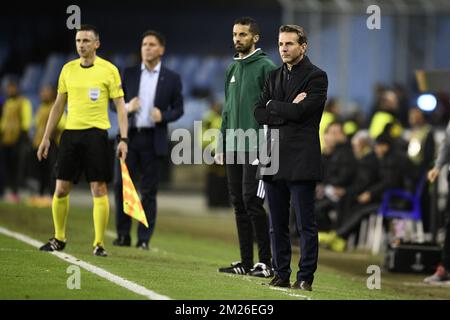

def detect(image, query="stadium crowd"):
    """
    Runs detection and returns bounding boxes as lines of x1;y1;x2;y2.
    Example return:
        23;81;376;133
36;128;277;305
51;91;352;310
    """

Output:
315;88;436;252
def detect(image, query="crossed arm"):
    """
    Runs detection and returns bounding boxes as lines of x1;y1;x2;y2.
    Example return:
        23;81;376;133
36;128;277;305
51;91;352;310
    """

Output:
254;70;328;125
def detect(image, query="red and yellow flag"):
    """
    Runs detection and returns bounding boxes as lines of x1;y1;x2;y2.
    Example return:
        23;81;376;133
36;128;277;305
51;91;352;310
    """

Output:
120;160;149;228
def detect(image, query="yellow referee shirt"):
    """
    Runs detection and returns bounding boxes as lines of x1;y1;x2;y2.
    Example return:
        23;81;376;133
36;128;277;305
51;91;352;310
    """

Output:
57;56;124;130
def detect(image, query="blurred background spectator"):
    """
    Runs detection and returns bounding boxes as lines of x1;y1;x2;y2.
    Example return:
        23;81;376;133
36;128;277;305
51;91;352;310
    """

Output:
27;85;66;208
200;99;230;208
316;121;356;231
319;98;341;152
0;76;32;203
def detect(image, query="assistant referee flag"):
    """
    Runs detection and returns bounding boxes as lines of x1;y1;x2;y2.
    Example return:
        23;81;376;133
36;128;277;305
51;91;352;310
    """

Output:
120;160;149;228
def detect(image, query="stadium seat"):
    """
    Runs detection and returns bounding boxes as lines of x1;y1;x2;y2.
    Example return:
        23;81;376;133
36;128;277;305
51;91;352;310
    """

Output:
164;55;183;72
168;97;209;133
178;56;201;96
371;175;427;254
112;53;136;72
66;53;78;62
20;64;43;95
193;56;222;90
40;53;66;89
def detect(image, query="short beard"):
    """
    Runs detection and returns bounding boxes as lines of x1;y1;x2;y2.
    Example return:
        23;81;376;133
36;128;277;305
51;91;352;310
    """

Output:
235;44;253;56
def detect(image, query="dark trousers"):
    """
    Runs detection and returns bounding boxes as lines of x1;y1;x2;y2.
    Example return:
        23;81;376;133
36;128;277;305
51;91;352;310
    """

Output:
226;160;271;269
1;144;21;194
315;197;338;231
31;142;57;196
443;174;450;270
421;181;432;233
206;164;230;208
114;129;159;244
266;180;318;284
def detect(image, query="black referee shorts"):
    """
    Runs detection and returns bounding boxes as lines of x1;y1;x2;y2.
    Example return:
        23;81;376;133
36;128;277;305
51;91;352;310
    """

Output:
54;128;112;184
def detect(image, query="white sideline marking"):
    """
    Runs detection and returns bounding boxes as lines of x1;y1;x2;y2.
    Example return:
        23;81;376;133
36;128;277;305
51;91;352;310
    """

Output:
105;230;116;238
268;286;311;300
0;226;171;300
223;273;311;300
403;281;450;288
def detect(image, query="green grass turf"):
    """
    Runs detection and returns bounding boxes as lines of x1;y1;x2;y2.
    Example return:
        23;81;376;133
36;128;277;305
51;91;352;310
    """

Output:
1;201;449;300
0;234;145;300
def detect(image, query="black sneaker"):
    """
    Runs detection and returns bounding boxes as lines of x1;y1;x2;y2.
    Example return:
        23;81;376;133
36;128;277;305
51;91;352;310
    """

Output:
113;235;131;247
136;241;149;250
269;275;290;288
292;280;312;291
93;245;108;257
39;238;66;252
218;261;250;275
248;263;274;278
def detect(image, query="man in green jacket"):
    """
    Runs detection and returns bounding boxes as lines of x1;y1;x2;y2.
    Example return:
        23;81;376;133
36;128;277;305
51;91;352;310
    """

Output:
215;17;277;277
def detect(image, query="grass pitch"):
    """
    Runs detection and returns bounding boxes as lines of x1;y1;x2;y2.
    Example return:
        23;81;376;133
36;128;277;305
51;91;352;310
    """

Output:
0;200;449;300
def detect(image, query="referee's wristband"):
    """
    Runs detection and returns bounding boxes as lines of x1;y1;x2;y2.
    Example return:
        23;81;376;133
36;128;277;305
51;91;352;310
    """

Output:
119;137;129;144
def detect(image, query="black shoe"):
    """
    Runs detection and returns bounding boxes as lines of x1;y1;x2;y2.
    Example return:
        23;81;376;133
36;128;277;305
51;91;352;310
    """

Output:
39;238;66;252
218;262;250;275
93;245;108;257
292;280;312;291
269;275;290;288
113;235;131;247
136;240;149;250
248;263;274;278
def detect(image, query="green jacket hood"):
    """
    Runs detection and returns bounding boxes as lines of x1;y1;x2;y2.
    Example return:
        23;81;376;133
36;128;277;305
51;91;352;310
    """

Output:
233;48;269;64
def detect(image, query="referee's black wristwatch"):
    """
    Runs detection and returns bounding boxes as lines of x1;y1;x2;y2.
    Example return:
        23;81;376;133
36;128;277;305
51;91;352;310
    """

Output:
118;137;128;144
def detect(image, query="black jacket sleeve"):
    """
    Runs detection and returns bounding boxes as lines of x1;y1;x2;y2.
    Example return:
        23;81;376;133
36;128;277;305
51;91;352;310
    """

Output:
422;131;436;172
266;70;328;122
327;148;357;187
161;74;184;124
368;152;415;200
347;154;378;195
254;75;286;126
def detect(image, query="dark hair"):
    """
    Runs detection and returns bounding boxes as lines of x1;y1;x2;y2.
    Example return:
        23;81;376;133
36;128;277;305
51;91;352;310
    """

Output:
233;16;260;36
324;120;343;133
279;24;307;44
375;133;392;145
324;97;338;113
78;24;99;40
142;30;166;47
4;74;19;86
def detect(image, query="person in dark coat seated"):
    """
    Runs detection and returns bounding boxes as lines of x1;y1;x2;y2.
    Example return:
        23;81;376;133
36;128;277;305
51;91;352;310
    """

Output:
315;121;356;231
320;133;415;251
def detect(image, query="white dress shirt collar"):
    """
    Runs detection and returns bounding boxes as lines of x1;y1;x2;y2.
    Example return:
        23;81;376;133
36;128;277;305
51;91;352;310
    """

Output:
141;61;161;73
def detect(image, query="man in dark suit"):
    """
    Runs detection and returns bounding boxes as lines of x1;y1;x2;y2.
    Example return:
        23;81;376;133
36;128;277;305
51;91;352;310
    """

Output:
113;30;183;249
254;25;328;291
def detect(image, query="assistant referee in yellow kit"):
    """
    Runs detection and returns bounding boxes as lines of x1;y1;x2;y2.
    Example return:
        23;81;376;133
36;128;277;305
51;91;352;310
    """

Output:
37;25;128;257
